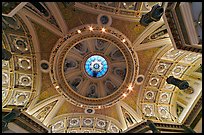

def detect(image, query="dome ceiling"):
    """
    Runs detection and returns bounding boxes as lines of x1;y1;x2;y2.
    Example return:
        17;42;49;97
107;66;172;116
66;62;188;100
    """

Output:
2;2;202;133
50;24;139;109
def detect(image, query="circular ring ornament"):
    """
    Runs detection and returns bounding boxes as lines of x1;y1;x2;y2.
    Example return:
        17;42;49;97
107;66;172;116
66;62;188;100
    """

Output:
18;58;31;70
97;120;106;128
83;118;93;126
49;24;139;109
160;109;167;116
172;65;184;76
143;105;153;116
70;118;80;126
2;60;8;68
14;38;29;52
145;91;154;100
149;77;159;86
19;75;32;86
159;107;168;118
16;93;28;105
160;93;169;102
144;107;152;116
156;63;167;73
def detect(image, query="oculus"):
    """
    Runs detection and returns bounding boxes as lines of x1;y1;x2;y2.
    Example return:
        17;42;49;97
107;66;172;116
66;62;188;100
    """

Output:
85;55;108;78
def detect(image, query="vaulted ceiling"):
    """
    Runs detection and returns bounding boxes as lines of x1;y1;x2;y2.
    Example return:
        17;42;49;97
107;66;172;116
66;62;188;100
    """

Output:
2;2;202;133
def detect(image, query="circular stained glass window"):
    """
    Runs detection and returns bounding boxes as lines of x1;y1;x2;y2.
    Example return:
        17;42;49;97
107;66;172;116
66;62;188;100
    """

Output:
85;55;108;78
100;15;109;25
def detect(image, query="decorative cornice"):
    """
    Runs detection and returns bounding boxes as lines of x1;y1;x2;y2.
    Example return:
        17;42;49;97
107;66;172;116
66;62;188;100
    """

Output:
74;2;142;22
14;112;49;133
184;96;202;126
123;120;185;133
164;2;202;53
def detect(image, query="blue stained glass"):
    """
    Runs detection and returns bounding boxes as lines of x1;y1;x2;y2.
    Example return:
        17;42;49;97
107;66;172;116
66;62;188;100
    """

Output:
85;55;108;78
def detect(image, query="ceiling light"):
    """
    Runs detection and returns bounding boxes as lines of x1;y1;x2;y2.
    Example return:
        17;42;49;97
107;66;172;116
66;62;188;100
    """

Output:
101;28;106;32
98;106;101;109
55;85;59;89
128;85;133;91
89;26;93;31
77;30;81;33
123;93;127;97
123;3;126;6
122;39;126;43
198;21;201;24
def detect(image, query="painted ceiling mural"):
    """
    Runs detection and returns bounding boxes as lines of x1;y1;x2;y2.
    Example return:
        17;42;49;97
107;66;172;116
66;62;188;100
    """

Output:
2;2;202;133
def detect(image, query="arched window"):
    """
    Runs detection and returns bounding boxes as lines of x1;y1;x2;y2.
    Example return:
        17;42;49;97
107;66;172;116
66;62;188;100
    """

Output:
31;2;49;17
124;112;134;125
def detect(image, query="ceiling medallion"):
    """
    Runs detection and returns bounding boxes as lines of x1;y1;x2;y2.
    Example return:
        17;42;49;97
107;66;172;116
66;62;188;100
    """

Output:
83;118;93;126
145;91;154;100
50;24;139;109
14;38;29;52
18;58;31;70
97;119;106;128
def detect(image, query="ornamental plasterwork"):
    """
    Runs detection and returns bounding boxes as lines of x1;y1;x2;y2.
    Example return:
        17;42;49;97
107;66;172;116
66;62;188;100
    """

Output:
75;2;161;22
25;2;60;30
2;14;37;110
158;92;172;104
8;91;30;106
49;24;139;109
157;105;171;119
148;75;162;88
139;45;202;123
162;48;185;61
2;2;202;133
16;57;32;70
33;101;58;122
154;61;172;75
49;114;122;133
142;104;155;117
141;24;169;44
